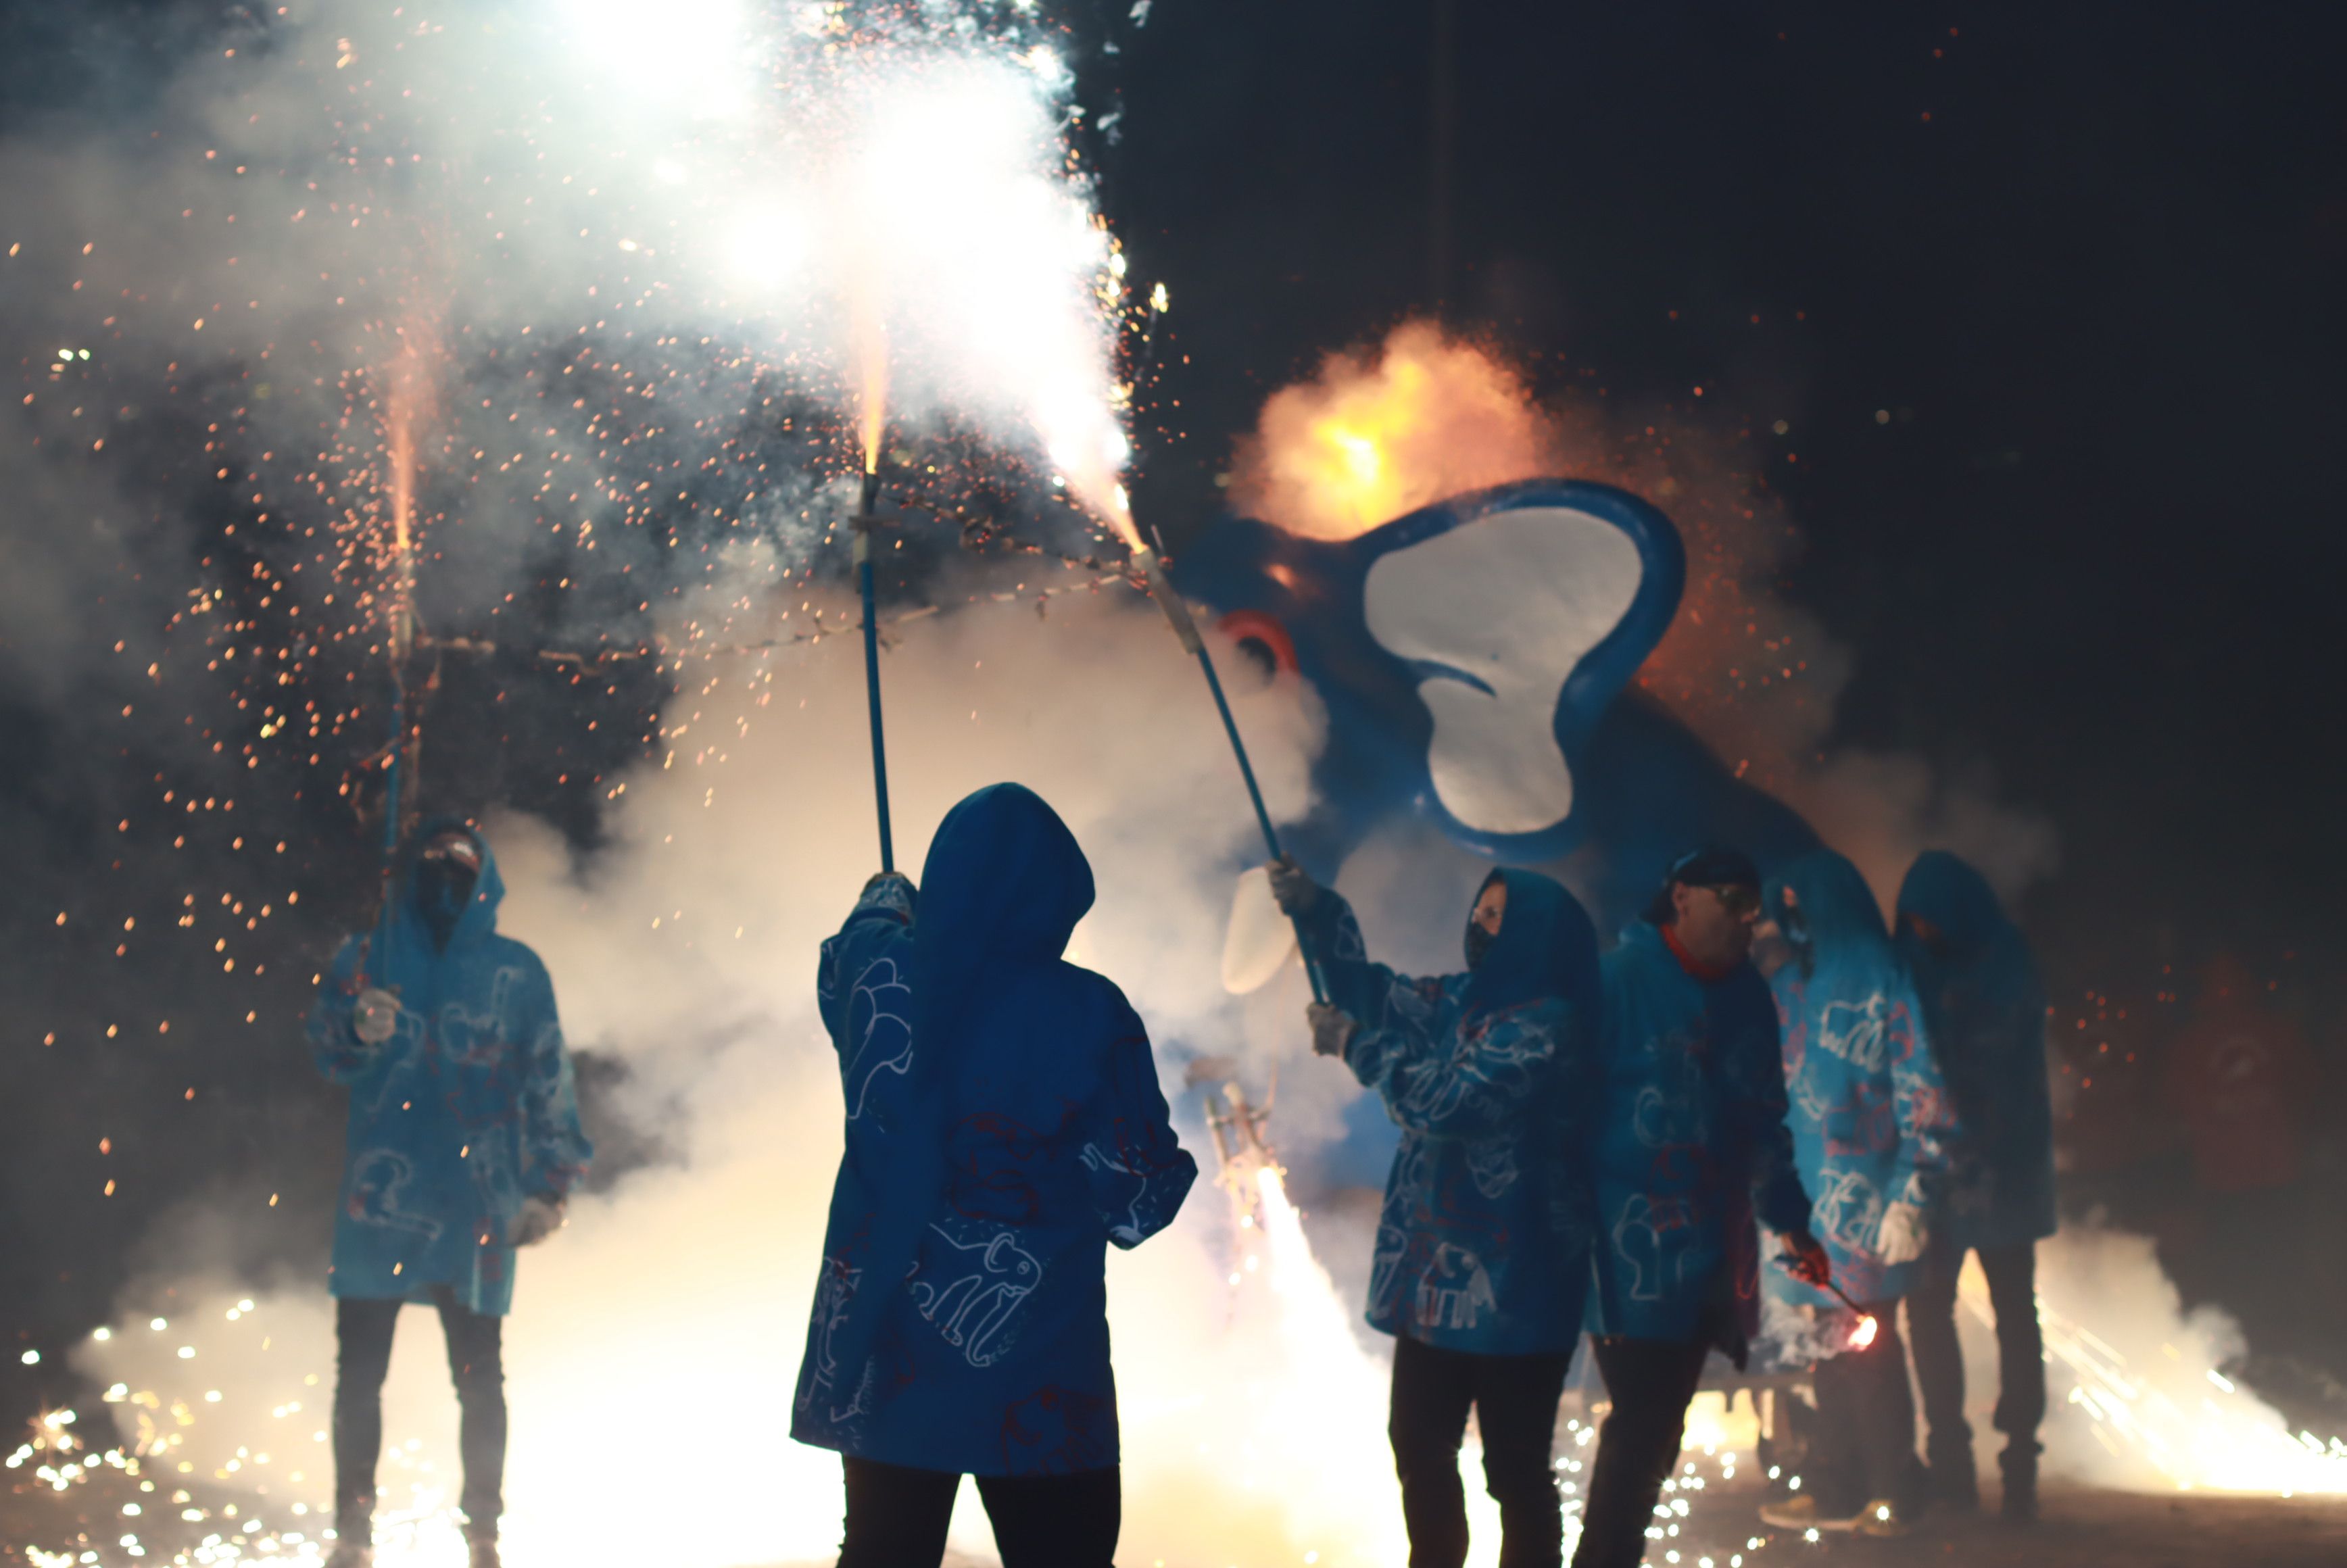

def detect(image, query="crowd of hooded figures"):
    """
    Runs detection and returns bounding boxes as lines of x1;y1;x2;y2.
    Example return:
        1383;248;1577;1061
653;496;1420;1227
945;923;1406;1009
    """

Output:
301;787;2052;1568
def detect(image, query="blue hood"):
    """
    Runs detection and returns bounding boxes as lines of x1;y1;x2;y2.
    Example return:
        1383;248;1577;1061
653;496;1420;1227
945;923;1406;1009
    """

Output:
1768;848;1893;979
913;783;1094;1046
1466;866;1599;1020
1895;851;2004;955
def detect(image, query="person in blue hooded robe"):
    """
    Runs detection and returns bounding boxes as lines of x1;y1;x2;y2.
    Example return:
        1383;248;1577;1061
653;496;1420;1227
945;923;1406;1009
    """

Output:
1754;850;1959;1536
1895;852;2055;1520
1576;848;1828;1568
1269;856;1599;1568
306;820;594;1568
793;784;1197;1568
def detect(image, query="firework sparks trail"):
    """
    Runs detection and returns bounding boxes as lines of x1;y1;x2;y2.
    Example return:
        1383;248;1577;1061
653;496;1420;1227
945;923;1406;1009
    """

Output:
1965;1249;2347;1496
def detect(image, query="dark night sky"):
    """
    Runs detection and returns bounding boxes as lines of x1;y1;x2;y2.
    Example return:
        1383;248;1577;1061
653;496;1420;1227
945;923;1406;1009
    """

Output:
1105;1;2346;967
3;0;2344;1421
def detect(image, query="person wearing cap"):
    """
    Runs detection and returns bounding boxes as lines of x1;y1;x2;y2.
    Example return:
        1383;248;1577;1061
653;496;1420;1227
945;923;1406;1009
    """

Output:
794;785;1196;1568
1269;854;1601;1568
1895;852;2056;1521
1754;850;1958;1538
306;820;594;1568
1575;848;1829;1568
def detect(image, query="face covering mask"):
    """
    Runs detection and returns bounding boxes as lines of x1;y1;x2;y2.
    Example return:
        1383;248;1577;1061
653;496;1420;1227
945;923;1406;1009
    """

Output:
415;850;479;947
1465;917;1497;971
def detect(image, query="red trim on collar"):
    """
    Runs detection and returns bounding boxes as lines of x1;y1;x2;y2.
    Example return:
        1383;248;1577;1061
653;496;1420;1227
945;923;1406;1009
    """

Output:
1661;921;1735;984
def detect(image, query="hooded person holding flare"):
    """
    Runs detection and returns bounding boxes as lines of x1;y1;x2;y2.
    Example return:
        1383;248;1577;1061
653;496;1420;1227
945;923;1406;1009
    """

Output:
306;819;594;1568
793;783;1198;1568
1269;853;1601;1568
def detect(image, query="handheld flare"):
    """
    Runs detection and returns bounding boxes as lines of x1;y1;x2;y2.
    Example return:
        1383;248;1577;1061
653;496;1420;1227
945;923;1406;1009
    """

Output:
854;464;896;874
1133;542;1327;1004
1777;1248;1880;1351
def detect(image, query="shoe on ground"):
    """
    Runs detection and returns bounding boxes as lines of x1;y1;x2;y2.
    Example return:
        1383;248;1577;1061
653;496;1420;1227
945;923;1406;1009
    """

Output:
1781;1497;1910;1537
2002;1477;2039;1524
468;1538;502;1568
324;1546;373;1568
1758;1495;1821;1530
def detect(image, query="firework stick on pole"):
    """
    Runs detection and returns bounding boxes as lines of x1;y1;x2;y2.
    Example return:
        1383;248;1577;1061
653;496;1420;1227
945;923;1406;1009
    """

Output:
1132;542;1328;1004
854;465;896;874
1777;1249;1880;1348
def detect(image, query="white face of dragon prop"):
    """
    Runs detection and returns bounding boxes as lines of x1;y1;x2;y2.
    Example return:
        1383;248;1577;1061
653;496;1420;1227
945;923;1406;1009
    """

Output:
1168;480;1689;992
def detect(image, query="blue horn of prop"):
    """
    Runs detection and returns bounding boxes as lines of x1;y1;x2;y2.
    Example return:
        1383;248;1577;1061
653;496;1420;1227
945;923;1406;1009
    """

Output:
1134;540;1328;1005
854;466;896;874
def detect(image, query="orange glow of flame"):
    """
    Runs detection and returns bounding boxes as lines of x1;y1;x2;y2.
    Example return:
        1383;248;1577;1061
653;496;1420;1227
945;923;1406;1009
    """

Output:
1230;319;1559;541
381;312;437;660
1849;1313;1881;1350
854;309;886;477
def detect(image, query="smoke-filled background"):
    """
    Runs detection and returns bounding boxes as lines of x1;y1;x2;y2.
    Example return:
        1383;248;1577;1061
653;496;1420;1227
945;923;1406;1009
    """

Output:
5;1;2345;1564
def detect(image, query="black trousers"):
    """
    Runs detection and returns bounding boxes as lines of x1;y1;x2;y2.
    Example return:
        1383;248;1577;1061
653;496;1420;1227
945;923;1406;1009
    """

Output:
333;1288;506;1543
837;1454;1120;1568
1572;1337;1711;1568
1906;1239;2046;1473
1808;1301;1919;1517
1388;1333;1573;1568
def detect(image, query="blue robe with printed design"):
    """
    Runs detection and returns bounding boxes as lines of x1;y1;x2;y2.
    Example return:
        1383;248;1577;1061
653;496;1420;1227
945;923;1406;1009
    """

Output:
1587;922;1812;1352
792;785;1197;1477
1763;851;1960;1308
1297;870;1600;1356
306;823;594;1317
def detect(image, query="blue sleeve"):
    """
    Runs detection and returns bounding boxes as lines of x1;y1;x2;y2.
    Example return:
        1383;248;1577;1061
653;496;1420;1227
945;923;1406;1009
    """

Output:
1888;979;1960;1205
516;958;594;1199
1295;889;1455;1056
816;879;917;1127
306;934;381;1085
1716;983;1812;1235
1349;994;1572;1142
1077;993;1199;1249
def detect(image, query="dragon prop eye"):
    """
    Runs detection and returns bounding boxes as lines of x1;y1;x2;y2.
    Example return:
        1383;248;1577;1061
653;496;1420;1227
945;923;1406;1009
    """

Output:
1217;610;1298;683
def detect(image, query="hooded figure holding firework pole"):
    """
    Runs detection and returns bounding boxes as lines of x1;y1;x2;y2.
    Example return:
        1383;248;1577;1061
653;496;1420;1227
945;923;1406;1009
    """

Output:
1754;850;1959;1538
1895;851;2056;1520
794;783;1197;1568
1576;848;1829;1568
306;819;594;1568
1269;854;1601;1568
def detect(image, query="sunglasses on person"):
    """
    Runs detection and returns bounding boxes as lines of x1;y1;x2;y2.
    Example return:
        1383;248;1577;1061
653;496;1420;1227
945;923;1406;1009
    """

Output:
1695;882;1762;917
421;835;481;869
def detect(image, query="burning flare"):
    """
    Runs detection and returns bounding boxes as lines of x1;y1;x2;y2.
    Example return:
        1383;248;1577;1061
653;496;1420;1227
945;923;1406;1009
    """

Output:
1231;320;1559;541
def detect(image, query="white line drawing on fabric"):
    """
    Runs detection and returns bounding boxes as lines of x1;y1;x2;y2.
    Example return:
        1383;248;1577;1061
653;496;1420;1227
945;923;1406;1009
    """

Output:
842;956;914;1122
1416;1241;1499;1330
908;1218;1044;1368
346;1149;445;1240
1809;1165;1883;1256
1079;1141;1159;1244
1466;1137;1519;1198
1816;993;1891;1072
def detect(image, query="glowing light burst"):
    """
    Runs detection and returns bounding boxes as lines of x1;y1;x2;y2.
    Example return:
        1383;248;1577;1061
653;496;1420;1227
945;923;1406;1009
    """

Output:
1230;321;1557;541
1981;1261;2347;1496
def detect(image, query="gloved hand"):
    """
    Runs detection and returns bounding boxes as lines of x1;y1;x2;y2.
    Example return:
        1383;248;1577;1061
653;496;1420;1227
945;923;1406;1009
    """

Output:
509;1194;566;1248
1307;1002;1358;1059
1782;1228;1833;1288
352;987;402;1047
1875;1200;1929;1265
1266;855;1322;918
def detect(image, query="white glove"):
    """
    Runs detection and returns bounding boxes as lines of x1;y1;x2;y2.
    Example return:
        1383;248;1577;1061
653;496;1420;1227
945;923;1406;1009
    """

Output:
1307;1002;1358;1059
1876;1199;1929;1265
509;1194;566;1248
352;987;402;1046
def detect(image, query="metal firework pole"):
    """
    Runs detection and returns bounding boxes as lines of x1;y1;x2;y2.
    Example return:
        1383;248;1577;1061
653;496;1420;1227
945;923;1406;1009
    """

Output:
1132;536;1327;1004
854;461;896;873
